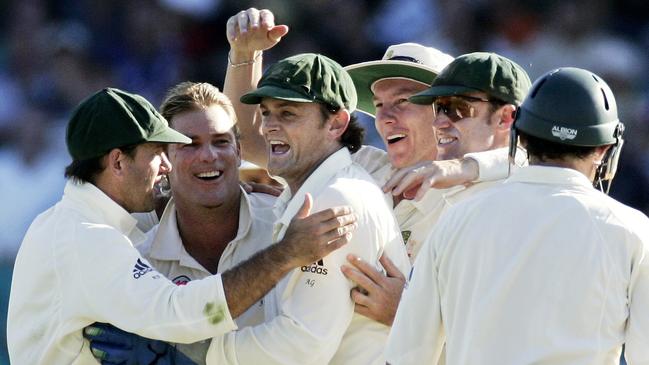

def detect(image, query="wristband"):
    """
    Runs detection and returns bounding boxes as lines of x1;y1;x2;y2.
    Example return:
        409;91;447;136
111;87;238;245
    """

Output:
228;51;262;68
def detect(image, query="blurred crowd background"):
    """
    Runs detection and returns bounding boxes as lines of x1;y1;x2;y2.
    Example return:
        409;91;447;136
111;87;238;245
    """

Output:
0;0;648;362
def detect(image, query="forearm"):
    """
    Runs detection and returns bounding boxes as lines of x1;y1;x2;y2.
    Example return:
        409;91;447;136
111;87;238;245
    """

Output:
221;241;295;318
222;195;358;317
223;49;268;167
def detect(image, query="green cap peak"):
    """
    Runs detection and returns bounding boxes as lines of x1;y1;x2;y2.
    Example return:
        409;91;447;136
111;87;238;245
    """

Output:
410;52;531;106
241;53;357;112
66;88;191;160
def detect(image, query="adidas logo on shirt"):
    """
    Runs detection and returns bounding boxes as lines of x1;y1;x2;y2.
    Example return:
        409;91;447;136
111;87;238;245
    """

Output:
300;259;328;275
132;258;153;279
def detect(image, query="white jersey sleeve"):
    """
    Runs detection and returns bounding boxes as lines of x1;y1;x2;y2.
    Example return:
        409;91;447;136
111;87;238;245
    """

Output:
624;228;649;362
73;225;237;343
463;147;509;182
385;221;446;364
464;147;528;182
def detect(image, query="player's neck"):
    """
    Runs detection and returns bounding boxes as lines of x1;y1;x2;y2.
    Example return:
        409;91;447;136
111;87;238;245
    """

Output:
174;197;241;274
285;146;342;194
529;156;597;180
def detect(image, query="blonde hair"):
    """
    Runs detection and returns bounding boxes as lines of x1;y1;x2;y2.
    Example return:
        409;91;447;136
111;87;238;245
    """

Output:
160;82;239;138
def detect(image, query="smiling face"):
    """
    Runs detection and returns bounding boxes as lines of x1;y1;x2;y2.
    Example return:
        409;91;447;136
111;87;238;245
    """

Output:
166;105;242;209
260;98;341;192
372;79;437;168
432;92;504;160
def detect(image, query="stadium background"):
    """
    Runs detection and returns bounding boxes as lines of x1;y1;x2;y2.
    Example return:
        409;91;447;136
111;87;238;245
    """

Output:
0;0;647;362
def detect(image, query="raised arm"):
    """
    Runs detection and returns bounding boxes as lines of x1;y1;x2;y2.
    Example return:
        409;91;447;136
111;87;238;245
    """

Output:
223;8;288;167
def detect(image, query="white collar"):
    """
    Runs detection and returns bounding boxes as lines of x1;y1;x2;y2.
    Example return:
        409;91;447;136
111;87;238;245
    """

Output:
274;148;353;227
148;186;254;272
63;180;141;238
506;165;594;189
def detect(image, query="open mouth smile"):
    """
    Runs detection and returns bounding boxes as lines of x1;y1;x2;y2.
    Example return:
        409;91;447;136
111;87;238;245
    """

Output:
269;140;290;155
195;170;222;181
438;136;457;145
387;133;407;144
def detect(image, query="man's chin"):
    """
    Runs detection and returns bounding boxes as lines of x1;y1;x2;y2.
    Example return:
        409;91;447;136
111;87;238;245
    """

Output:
388;154;415;170
436;148;459;161
129;204;156;214
136;192;159;213
266;163;287;179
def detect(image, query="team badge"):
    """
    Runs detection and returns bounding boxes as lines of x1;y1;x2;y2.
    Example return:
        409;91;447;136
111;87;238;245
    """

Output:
401;230;411;244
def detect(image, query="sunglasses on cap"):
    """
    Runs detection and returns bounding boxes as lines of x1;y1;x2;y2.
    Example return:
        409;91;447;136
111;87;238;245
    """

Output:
433;95;504;122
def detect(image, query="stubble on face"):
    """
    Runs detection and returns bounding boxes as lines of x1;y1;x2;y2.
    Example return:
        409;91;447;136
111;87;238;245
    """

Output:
121;143;168;213
261;99;338;192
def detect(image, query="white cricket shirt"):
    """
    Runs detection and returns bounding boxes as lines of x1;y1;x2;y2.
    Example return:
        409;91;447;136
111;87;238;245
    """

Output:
7;181;236;364
206;148;411;365
386;166;649;364
135;189;276;364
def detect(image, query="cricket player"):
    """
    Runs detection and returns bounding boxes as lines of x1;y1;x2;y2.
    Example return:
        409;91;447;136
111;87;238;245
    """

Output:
386;68;649;364
224;8;531;328
208;52;410;364
83;82;294;364
7;88;356;364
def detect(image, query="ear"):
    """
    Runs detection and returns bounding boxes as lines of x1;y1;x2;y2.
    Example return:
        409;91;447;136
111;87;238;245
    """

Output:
236;140;242;167
494;104;517;131
592;145;612;165
105;148;129;178
327;109;351;139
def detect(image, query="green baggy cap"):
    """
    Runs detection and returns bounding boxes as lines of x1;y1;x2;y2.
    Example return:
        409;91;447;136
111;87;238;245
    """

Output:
409;52;531;106
66;88;191;160
240;53;357;112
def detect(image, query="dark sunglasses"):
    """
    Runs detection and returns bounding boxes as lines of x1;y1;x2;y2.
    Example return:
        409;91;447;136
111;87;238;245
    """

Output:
433;95;502;122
